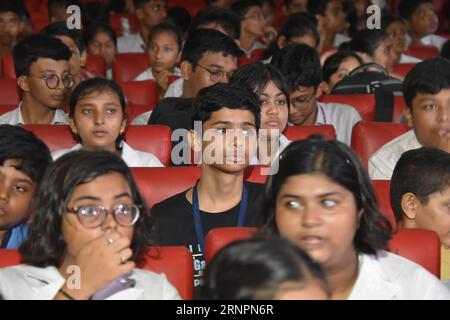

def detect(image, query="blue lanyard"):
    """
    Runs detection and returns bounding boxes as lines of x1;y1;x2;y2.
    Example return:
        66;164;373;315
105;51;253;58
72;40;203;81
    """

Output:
192;182;248;254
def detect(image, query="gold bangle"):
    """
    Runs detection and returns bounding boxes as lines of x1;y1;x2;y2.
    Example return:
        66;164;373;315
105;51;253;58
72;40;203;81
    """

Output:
59;289;76;300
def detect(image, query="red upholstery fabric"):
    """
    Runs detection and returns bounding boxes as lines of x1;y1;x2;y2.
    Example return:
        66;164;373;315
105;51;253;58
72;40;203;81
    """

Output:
112;53;150;81
284;124;337;141
23;125;76;151
0;249;21;267
109;13;139;37
85;55;106;77
244;165;270;184
0;79;20;105
319;94;376;121
372;180;396;230
351;121;411;168
392;63;415;79
126;104;152;123
404;46;439;60
204;227;257;263
138;246;194;300
388;228;441;277
118;80;158;108
0;104;17;116
1;53;15;79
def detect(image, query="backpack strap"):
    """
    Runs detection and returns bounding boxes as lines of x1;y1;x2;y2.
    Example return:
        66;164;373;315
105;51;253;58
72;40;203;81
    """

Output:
374;85;394;122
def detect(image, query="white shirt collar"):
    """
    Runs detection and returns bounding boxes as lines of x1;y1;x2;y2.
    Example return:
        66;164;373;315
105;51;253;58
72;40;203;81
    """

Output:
10;102;68;125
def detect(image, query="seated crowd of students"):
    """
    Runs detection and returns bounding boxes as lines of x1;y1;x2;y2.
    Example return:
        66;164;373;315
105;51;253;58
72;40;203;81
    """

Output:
0;0;450;300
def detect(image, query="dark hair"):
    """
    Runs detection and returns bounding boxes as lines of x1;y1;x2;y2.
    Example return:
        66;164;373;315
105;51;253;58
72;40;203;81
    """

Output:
263;12;319;59
0;0;26;18
198;235;330;299
0;125;52;183
322;50;363;83
13;34;72;77
69;77;127;148
42;21;85;54
390;147;450;223
190;6;241;40
83;1;110;25
398;0;432;20
403;57;450;109
270;43;322;91
307;0;330;16
259;136;392;255
230;62;290;109
83;23;117;48
347;29;388;57
181;28;242;67
231;0;262;19
19;150;156;267
381;15;406;30
133;0;166;9
167;6;192;33
441;40;450;61
47;0;82;18
148;22;183;51
192;82;261;130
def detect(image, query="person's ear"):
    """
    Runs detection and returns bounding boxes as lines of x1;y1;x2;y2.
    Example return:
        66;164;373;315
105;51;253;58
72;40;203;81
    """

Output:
68;117;78;135
320;81;331;95
403;107;414;127
234;39;241;48
17;75;30;92
188;128;202;164
80;50;88;68
401;192;419;221
180;60;193;81
315;85;323;99
120;115;127;135
277;35;287;49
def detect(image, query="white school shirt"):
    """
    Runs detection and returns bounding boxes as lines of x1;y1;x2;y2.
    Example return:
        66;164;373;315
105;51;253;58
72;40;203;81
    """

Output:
131;110;153;125
368;129;421;180
117;33;146;53
241;41;266;59
164;77;184;98
51;142;164;167
333;33;351;48
405;33;447;51
134;66;182;81
0;264;180;300
399;53;422;64
0;103;68;125
348;251;450;300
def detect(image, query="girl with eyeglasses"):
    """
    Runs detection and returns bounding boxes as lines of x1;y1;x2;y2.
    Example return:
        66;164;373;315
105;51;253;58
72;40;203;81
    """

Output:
0;150;180;300
51;77;163;167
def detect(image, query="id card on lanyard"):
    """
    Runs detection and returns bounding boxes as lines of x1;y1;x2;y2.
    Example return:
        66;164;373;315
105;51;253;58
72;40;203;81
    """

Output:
192;182;248;254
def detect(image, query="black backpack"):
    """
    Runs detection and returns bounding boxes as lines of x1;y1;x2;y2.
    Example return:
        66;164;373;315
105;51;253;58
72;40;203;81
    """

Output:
331;63;403;122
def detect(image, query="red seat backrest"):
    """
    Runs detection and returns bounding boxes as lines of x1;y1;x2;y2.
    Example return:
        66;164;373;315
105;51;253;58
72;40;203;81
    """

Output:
392;63;415;79
124;125;172;166
404;46;439;60
0;248;21;267
244;165;270;184
204;227;257;263
0;104;17;116
23;125;76;151
1;53;15;79
388;228;441;277
109;13;139;37
319;94;376;121
351;121;411;168
138;246;194;300
131;167;201;207
118;80;158;109
126;104;152;123
0;79;20;105
284;124;337;141
372;180;396;230
85;55;106;77
112;53;150;81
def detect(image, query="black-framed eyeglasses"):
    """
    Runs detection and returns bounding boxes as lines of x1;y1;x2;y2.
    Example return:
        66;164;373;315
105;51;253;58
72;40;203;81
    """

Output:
290;92;315;110
27;73;75;90
195;63;233;83
66;204;140;228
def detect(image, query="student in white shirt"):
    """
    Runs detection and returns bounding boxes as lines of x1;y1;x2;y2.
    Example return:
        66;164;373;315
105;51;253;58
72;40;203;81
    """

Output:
369;57;450;180
0;34;73;126
230;62;290;165
259;136;450;299
399;0;447;51
0;150;180;300
271;43;361;146
117;0;167;53
52;77;163;167
134;23;182;101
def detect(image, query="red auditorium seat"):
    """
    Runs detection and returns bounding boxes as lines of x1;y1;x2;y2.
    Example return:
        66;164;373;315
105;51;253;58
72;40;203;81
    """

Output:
0;247;194;300
23;125;76;151
284;124;336;141
109;13;139;37
244;165;270;184
351;121;411;168
0;104;17;116
112;53;150;81
85;55;106;77
124;125;172;166
0;79;20;105
392;63;415;79
1;53;15;79
372;180;396;230
404;46;439;61
319;94;376;121
388;228;441;277
138;246;194;300
126;104;152;123
118;80;158;108
204;227;257;263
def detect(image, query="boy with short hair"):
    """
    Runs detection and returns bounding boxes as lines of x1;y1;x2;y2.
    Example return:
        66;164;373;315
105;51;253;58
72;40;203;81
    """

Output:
0;34;73;125
398;0;447;51
117;0;167;53
283;0;308;16
369;57;450;180
390;147;450;284
152;83;264;286
0;125;52;249
270;43;361;145
0;1;26;64
189;6;241;40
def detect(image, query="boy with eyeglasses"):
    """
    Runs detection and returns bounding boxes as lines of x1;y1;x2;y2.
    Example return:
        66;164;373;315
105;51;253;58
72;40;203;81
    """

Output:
117;0;167;53
0;34;73;125
271;44;361;145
